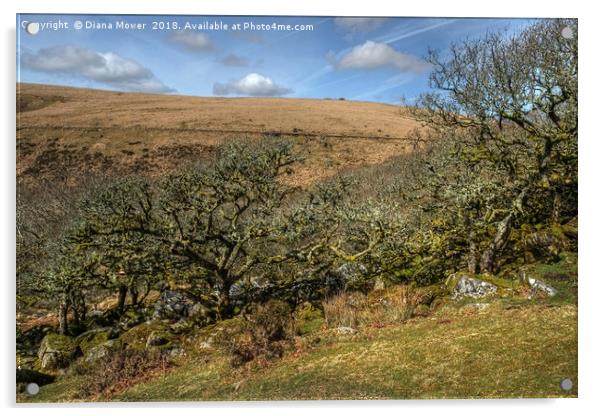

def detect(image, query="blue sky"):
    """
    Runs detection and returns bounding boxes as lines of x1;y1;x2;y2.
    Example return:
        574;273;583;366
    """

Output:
17;15;537;104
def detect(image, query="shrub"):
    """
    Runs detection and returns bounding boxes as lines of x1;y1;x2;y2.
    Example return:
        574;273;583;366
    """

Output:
293;302;325;335
74;349;172;399
228;299;292;367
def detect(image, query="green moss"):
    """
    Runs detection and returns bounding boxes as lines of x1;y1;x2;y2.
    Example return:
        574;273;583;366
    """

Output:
75;330;110;354
119;321;170;351
294;303;325;336
41;333;77;355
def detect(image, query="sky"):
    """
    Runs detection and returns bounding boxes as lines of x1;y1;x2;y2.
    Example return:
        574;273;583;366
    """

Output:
17;15;538;104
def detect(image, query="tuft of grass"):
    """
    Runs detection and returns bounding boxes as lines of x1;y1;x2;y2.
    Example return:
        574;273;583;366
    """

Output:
322;285;423;329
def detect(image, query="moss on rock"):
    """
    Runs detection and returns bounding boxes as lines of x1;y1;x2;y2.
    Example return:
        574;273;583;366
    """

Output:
119;320;171;351
37;333;79;370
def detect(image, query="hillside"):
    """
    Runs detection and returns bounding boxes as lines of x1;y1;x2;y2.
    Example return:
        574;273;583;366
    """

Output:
17;83;421;188
20;283;578;402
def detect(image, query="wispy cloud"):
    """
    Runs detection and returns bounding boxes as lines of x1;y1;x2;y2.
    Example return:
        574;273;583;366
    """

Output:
351;74;412;100
229;30;264;44
167;30;214;52
219;54;249;67
377;19;458;45
334;17;389;36
21;45;173;93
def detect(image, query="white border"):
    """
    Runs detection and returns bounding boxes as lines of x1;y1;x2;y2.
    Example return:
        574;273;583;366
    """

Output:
3;1;600;415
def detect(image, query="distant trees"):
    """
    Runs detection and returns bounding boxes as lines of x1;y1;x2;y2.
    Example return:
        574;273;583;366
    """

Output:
410;18;578;274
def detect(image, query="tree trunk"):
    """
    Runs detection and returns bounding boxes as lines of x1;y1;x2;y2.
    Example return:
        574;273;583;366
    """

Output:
480;213;512;274
551;191;562;224
479;185;530;274
117;285;128;312
130;286;139;306
217;278;234;320
58;293;69;335
465;214;479;274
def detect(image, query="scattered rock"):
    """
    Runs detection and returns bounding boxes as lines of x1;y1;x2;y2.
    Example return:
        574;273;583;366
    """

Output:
84;339;122;364
118;308;147;330
335;326;357;335
146;331;171;348
461;303;491;312
169;348;186;359
37;333;79;370
119;320;171;351
451;275;498;299
198;340;213;350
170;319;195;334
153;290;207;321
188;303;210;321
372;277;386;291
75;327;118;354
335;263;368;286
527;278;558;298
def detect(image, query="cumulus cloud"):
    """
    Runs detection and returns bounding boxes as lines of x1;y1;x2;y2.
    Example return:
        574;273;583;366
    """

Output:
21;45;173;93
168;30;213;51
213;73;291;97
334;17;388;35
332;41;429;73
219;54;249;67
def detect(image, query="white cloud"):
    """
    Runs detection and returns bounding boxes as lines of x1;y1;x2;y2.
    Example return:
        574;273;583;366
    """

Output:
168;30;213;51
21;45;173;93
334;17;388;35
219;54;249;67
333;41;429;73
213;73;292;97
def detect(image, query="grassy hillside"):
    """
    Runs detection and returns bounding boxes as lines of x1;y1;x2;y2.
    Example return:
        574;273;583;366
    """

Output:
21;293;577;402
17;83;420;188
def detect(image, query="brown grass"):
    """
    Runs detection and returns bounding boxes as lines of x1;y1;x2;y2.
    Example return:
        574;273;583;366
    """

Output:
322;285;422;329
16;83;423;188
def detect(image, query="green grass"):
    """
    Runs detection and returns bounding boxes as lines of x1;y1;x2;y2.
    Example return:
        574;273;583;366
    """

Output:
23;301;577;402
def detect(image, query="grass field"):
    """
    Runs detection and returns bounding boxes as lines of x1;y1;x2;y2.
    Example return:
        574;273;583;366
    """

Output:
22;299;577;402
17;83;421;188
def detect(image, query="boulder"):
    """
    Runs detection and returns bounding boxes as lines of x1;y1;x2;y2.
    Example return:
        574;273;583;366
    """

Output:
153;290;208;321
451;275;498;299
146;331;171;348
84;339;122;364
336;263;368;284
188;303;210;321
527;278;558;298
75;327;118;354
118;308;148;330
119;320;171;351
37;333;79;370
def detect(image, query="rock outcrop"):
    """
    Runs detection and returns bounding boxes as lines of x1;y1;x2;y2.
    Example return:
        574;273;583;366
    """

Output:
451;275;498;299
37;333;79;370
